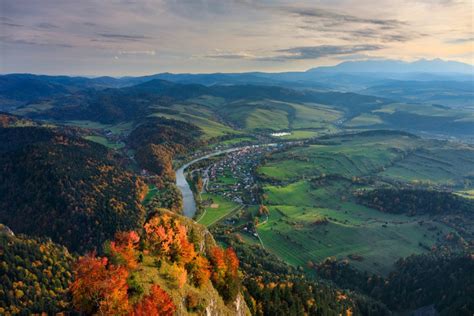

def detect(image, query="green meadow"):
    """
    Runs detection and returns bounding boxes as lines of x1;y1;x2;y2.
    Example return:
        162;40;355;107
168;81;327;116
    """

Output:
84;135;125;149
255;131;470;274
198;193;240;227
259;133;421;181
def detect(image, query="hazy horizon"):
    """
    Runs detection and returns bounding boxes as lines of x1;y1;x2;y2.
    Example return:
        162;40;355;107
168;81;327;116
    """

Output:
1;58;473;78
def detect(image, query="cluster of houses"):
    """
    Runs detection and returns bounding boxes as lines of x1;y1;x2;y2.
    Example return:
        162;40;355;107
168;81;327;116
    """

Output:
205;146;274;204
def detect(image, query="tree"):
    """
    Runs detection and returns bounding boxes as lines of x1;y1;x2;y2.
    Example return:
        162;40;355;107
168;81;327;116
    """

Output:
107;231;140;270
189;255;211;287
168;263;187;289
258;205;269;217
132;284;176;316
209;247;241;302
70;254;130;315
196;175;204;193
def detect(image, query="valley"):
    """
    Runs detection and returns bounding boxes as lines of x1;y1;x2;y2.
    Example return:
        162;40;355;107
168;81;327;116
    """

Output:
183;131;473;275
2;0;474;313
0;60;473;315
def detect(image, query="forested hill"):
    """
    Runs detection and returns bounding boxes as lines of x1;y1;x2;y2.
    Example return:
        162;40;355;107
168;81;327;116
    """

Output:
0;123;252;315
0;126;148;252
17;79;387;124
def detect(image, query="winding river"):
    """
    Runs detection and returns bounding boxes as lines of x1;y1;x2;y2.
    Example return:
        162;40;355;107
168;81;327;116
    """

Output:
175;147;246;218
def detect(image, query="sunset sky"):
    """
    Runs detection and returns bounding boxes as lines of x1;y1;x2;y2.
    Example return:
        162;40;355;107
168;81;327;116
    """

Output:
1;0;473;76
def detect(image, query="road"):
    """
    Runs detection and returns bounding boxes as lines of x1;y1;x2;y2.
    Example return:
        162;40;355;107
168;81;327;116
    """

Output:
175;146;249;218
176;143;280;218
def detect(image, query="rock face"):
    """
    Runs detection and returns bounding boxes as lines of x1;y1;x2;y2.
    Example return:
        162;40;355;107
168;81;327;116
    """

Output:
203;292;249;316
145;209;250;316
233;293;249;316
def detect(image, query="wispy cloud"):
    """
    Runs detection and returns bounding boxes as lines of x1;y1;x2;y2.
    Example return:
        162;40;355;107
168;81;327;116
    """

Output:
0;35;74;48
97;33;153;41
1;20;23;27
36;22;58;29
118;50;156;56
203;50;256;60
283;6;404;29
446;37;474;44
203;45;383;61
271;44;383;61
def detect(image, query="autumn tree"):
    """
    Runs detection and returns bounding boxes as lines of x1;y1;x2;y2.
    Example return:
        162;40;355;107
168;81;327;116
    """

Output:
144;214;197;266
258;204;269;217
209;247;241;302
168;263;187;289
132;284;176;316
188;255;211;287
106;231;140;270
70;254;130;315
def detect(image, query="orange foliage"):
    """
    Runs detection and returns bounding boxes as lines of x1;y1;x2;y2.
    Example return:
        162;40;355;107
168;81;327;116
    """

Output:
190;255;211;287
144;215;196;265
108;231;140;270
209;247;241;302
168;263;188;288
225;248;239;277
136;178;149;201
144;214;175;255
70;254;130;315
209;247;239;280
132;284;176;316
210;247;226;279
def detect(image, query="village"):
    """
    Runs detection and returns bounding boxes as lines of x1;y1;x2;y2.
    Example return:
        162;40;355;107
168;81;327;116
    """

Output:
200;145;277;205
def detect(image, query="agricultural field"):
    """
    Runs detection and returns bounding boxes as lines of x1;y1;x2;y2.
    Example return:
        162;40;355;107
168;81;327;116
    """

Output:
84;135;125;149
345;113;384;127
259;132;421;182
380;141;474;186
344;102;474;136
216;136;256;146
258;180;452;275
149;105;236;139
198;193;241;227
214;99;342;131
64;120;134;134
254;131;472;275
275;130;322;140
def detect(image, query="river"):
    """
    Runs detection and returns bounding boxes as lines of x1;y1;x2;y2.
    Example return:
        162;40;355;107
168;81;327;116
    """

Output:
175;147;247;218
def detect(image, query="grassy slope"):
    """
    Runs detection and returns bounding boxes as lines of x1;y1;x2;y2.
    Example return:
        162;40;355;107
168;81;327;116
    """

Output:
84;135;125;149
259;183;451;275
260;135;420;181
198;193;241;227
256;133;465;275
148;97;237;138
381;141;474;186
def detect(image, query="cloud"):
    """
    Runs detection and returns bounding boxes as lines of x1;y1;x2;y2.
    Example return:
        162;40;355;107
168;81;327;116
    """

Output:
203;44;383;61
203;50;255;59
97;33;153;41
284;6;404;29
271;44;383;60
0;35;74;48
340;29;418;42
36;22;58;29
336;53;387;60
446;37;474;44
1;20;23;27
118;50;156;56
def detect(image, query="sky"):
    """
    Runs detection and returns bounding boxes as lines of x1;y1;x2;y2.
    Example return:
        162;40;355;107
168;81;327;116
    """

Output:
0;0;473;76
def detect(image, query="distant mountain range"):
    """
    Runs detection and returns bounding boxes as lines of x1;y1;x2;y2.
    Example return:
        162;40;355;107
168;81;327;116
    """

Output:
0;59;472;112
308;58;474;74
